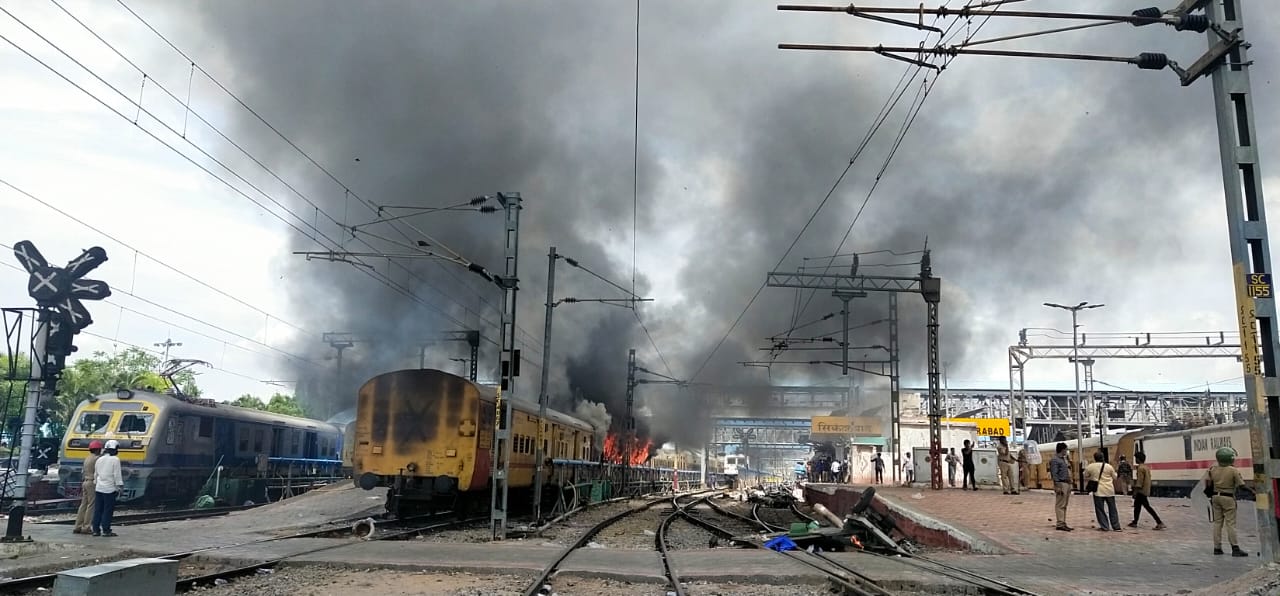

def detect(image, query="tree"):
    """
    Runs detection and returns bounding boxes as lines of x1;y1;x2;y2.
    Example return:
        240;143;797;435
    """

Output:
228;393;307;418
54;348;200;424
265;393;306;417
229;394;266;410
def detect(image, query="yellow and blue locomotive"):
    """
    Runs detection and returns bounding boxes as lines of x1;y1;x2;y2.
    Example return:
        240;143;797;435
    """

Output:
58;388;344;504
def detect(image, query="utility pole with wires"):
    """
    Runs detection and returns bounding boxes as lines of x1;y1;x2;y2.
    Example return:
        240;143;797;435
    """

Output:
154;337;181;363
533;246;653;521
778;0;1280;560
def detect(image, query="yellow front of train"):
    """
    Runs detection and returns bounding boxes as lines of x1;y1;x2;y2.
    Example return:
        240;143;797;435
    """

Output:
58;389;160;501
353;369;491;510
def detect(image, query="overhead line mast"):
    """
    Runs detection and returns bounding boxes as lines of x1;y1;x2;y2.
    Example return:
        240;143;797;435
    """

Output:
777;0;1280;561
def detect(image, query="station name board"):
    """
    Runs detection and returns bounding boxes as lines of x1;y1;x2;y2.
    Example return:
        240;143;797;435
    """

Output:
811;416;881;436
944;417;1011;437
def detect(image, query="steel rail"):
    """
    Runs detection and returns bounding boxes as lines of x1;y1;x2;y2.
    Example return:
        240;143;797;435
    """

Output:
174;515;485;592
36;503;263;526
0;510;458;592
780;500;1037;596
521;495;675;596
656;495;694;596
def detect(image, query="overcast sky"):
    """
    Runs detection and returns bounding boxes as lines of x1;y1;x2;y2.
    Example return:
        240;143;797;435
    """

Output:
1;1;1277;411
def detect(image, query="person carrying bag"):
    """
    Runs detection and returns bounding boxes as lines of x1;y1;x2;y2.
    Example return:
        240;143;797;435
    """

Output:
1084;451;1121;532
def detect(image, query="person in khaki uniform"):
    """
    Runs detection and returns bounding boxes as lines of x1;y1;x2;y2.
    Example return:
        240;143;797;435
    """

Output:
1204;447;1250;556
72;440;103;535
996;437;1018;494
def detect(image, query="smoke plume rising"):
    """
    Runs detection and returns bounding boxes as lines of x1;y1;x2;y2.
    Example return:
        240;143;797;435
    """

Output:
172;1;1280;447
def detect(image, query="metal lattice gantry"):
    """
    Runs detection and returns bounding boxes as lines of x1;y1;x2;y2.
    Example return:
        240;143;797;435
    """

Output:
933;387;1245;428
764;251;943;488
1008;331;1243;431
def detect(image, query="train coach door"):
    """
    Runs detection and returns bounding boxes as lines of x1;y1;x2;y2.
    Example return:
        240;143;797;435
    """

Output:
304;432;318;459
271;427;285;457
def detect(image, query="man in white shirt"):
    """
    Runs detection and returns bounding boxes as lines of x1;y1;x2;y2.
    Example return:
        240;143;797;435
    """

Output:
91;439;124;537
830;460;842;484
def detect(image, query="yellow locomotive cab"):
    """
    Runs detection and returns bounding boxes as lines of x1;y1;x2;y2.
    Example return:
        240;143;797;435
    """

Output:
63;397;156;462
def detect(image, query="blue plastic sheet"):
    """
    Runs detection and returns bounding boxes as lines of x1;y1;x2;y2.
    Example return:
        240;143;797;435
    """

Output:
763;535;798;552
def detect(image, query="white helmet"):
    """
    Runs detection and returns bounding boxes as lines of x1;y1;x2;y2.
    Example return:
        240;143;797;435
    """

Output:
104;439;119;450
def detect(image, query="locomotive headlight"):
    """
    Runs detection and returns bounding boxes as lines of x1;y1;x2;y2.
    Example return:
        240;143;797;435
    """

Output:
406;462;418;473
458;419;476;437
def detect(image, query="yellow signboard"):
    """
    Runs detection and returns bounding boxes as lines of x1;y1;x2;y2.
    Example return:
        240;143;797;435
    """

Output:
811;416;881;436
944;418;1011;437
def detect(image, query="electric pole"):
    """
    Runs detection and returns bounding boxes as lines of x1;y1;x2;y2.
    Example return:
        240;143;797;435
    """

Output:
777;0;1280;559
533;247;652;519
154;337;181;363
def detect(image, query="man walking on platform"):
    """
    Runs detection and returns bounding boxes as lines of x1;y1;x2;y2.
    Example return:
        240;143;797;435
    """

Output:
1128;452;1165;530
72;440;102;535
945;448;959;487
1050;443;1073;531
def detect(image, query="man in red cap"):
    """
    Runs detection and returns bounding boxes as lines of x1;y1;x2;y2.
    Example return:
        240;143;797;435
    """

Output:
72;440;102;534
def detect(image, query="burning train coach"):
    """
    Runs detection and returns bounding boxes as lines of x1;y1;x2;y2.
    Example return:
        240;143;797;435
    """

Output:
353;368;600;516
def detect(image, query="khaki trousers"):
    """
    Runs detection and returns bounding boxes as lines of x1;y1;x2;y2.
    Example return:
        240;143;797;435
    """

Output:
1054;482;1072;526
1115;476;1130;495
1212;495;1238;547
74;480;96;531
998;462;1014;492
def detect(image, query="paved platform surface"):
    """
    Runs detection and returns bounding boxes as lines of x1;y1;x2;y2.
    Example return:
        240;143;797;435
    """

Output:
865;485;1263;595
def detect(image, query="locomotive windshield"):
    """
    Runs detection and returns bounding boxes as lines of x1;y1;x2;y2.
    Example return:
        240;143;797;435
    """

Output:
76;412;110;434
117;413;153;434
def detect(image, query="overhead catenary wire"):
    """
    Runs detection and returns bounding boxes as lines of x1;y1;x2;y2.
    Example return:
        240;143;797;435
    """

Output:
0;9;543;365
77;329;285;390
0;177;312;338
0;254;321;369
789;0;1006;326
687;41;931;382
107;0;543;347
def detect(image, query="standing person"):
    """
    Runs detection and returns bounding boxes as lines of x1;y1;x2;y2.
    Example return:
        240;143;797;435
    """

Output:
1128;452;1166;530
91;439;123;537
1085;451;1120;532
872;451;884;484
1204;447;1249;556
902;453;914;485
945;448;959;487
830;459;842;484
1115;455;1133;496
1050;443;1073;531
961;439;977;490
996;437;1018;495
72;440;102;535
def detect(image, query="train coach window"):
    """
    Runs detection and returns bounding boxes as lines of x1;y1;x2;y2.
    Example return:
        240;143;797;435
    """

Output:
117;413;153;434
253;429;264;453
198;417;213;438
238;427;250;452
77;413;110;434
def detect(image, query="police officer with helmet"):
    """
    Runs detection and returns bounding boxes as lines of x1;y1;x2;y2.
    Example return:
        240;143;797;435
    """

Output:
1203;446;1251;557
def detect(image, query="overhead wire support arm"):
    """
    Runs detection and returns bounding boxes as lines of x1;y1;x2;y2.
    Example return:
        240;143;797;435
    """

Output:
776;4;1191;28
778;44;1174;71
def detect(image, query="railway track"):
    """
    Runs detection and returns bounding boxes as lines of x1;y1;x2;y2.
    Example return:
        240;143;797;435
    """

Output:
523;490;719;596
0;509;476;594
34;503;263;526
750;497;1040;596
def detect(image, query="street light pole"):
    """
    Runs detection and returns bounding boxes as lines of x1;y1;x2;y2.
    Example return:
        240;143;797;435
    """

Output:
1044;301;1104;492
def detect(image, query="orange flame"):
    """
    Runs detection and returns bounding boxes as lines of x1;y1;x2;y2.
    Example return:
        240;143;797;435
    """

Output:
603;431;652;465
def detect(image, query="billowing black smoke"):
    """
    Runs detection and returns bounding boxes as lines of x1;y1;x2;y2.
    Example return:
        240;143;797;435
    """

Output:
172;1;1280;441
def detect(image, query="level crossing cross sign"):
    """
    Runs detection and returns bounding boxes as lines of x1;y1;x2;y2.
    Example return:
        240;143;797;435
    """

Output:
12;240;110;330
